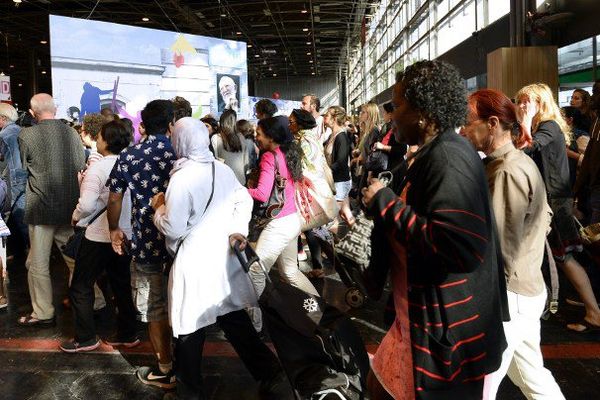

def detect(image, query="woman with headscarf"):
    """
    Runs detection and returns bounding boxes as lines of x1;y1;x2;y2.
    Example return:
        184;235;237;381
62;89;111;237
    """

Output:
151;117;286;400
248;116;319;299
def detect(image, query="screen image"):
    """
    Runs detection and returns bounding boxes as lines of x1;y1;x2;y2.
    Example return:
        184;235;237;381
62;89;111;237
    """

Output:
49;15;248;141
217;74;240;113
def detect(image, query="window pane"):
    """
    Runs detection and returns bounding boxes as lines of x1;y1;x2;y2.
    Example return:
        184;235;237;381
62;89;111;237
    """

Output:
558;38;593;75
437;1;476;56
489;0;510;25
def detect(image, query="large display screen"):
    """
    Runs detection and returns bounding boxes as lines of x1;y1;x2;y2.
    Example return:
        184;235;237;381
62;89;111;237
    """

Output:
49;15;248;140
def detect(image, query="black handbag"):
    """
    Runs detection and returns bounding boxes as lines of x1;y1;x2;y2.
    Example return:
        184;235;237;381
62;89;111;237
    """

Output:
62;206;107;259
364;149;388;172
248;151;286;242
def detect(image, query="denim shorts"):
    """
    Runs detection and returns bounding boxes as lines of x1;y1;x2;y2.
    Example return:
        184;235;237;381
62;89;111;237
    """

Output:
130;261;168;323
334;180;352;201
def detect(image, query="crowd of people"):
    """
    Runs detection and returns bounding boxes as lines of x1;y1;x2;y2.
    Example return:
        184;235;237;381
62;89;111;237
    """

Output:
0;58;599;400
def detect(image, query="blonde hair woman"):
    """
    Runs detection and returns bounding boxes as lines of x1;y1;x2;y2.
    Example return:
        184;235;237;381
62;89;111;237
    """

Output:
517;83;600;333
352;103;381;172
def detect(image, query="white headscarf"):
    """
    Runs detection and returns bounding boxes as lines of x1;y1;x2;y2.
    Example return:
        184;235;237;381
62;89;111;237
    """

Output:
171;117;215;175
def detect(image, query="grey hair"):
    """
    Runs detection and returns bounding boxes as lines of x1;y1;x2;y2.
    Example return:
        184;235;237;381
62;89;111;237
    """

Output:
0;103;18;122
30;93;56;115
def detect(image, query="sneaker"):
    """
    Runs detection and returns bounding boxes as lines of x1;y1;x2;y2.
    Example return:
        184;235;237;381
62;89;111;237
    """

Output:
298;249;308;262
104;333;141;348
59;337;101;353
136;365;176;390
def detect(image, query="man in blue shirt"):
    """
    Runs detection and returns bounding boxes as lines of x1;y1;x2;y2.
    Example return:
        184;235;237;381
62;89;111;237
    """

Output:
0;103;28;253
107;100;176;389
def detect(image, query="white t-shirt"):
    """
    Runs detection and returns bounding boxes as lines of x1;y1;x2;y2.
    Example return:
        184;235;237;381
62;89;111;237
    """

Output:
73;155;133;242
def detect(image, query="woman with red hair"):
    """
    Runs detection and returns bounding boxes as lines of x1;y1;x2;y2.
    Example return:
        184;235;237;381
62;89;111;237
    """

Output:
462;89;564;399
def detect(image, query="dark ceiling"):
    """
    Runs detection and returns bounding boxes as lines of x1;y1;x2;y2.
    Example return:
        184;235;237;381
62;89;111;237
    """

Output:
0;0;378;102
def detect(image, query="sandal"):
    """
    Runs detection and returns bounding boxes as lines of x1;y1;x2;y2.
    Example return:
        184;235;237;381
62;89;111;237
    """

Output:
566;319;600;333
17;314;55;327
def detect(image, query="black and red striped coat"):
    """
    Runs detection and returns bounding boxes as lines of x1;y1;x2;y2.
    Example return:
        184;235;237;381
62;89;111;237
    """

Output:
369;130;509;399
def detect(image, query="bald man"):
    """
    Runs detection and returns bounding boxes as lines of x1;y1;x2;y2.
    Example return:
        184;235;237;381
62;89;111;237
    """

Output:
17;93;87;326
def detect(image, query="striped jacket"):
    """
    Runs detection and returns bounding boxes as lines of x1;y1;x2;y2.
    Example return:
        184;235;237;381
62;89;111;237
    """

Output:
370;131;508;398
19;119;85;225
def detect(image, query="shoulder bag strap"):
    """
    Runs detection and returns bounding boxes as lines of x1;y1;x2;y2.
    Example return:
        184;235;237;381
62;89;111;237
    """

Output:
87;206;108;226
202;162;216;217
543;239;559;318
271;150;280;175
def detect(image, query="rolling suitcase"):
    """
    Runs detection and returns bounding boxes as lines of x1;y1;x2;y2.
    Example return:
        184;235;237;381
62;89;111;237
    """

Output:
233;242;370;400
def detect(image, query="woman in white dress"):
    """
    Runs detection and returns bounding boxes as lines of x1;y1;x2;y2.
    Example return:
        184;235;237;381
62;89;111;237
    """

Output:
152;117;285;399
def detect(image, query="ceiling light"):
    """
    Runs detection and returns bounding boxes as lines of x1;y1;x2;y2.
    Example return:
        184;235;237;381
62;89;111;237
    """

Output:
236;31;242;35
301;9;308;14
248;44;253;48
9;65;14;68
302;28;309;32
273;73;277;77
142;17;149;22
309;60;313;63
255;54;260;58
220;14;227;17
40;40;48;44
13;0;22;3
41;70;47;74
18;83;23;87
306;42;311;45
306;52;311;55
311;72;315;75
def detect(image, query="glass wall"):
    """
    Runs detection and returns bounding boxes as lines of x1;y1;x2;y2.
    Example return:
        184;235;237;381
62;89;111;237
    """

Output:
347;0;516;106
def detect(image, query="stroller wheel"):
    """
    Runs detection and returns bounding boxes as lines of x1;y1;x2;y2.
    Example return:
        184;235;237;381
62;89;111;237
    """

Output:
345;287;365;308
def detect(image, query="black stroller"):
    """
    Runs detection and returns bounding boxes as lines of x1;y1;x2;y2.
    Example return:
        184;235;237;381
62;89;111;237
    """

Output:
233;242;370;400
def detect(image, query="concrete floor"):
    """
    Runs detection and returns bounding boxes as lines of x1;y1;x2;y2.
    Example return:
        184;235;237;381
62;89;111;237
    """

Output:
1;246;599;399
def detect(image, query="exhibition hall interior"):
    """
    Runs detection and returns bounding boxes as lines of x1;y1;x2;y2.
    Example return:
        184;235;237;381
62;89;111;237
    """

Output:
1;0;600;399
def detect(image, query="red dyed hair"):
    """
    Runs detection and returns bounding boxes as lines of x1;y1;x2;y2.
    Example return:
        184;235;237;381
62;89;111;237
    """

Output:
468;89;531;147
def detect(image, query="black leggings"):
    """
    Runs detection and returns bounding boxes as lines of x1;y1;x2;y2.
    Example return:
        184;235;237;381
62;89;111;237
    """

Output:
174;309;281;400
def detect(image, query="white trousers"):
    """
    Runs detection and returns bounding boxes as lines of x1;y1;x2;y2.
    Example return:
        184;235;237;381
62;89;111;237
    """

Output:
27;225;105;320
250;213;319;297
485;289;564;400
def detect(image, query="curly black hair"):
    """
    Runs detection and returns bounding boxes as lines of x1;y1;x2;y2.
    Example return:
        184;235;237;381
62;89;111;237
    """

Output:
397;60;467;132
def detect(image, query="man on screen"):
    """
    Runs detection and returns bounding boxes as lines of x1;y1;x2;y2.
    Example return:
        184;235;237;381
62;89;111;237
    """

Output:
218;75;239;113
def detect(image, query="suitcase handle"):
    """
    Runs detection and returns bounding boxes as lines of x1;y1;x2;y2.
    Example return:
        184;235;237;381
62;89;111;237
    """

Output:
232;241;271;284
232;240;260;273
